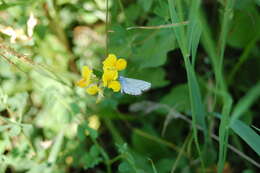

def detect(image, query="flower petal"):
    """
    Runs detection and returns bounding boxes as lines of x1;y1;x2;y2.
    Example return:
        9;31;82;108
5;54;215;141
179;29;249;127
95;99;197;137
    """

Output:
103;54;117;68
102;70;118;86
86;85;100;95
116;58;127;71
76;78;89;88
82;66;92;79
108;81;121;92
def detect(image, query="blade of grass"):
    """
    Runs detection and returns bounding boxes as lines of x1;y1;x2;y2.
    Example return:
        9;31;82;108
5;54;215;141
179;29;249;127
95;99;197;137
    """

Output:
200;0;234;171
171;133;192;173
189;22;202;66
214;113;260;156
230;81;260;123
168;0;206;171
187;0;202;66
231;119;260;156
148;159;158;173
186;0;207;135
217;94;232;173
168;0;188;55
216;1;235;172
252;125;260;132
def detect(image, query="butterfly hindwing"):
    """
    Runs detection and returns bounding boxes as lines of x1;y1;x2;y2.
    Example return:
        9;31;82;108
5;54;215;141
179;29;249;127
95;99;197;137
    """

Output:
122;83;142;95
119;76;151;95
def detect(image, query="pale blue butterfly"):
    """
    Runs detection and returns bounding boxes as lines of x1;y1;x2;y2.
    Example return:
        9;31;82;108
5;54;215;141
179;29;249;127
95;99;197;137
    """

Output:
119;76;151;95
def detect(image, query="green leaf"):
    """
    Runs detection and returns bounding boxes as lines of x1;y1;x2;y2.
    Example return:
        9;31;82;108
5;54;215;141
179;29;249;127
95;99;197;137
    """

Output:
83;146;102;169
125;4;142;22
132;29;175;69
230;119;260;156
117;143;141;172
77;124;87;141
160;84;190;112
153;1;170;20
132;126;169;159
70;102;80;114
138;0;154;12
35;24;48;40
89;145;100;157
128;68;169;88
118;161;133;173
227;5;260;48
109;25;133;56
86;126;98;139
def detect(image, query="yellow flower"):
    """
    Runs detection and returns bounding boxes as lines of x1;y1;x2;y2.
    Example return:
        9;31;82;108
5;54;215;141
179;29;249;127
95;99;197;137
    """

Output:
85;115;101;135
116;58;127;71
82;66;92;79
103;54;117;69
76;66;92;88
103;54;127;71
76;78;89;88
102;70;118;86
108;81;121;92
86;85;100;95
88;115;100;130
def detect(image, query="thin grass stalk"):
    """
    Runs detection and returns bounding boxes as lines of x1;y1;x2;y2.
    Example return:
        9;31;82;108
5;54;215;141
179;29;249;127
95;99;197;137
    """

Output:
216;1;234;172
168;0;206;171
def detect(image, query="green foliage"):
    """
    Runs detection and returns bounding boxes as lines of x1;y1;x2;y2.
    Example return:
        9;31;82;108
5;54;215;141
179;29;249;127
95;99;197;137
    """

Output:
0;0;260;172
161;84;190;111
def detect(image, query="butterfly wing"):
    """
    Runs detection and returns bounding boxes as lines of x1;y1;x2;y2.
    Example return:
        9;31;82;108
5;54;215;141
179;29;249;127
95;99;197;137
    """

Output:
119;76;151;95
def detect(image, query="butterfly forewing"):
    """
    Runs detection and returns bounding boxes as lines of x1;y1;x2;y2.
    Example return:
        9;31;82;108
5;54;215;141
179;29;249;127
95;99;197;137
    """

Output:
119;76;151;95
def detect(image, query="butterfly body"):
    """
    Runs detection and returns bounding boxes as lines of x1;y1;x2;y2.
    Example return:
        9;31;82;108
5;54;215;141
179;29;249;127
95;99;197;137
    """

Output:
119;76;151;95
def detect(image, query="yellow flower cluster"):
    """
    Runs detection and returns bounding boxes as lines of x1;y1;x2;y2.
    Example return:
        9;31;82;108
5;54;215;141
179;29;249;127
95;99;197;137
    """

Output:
76;66;100;95
76;54;127;96
102;54;127;92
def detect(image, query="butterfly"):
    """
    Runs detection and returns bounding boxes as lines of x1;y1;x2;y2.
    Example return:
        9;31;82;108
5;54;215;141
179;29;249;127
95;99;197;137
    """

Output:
118;76;151;95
